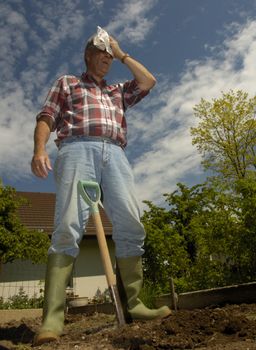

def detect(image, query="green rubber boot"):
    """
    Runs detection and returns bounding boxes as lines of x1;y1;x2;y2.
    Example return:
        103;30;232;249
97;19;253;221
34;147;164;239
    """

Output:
116;256;171;321
33;253;75;346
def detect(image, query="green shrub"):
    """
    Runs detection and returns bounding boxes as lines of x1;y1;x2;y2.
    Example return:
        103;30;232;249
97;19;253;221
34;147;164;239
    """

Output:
0;287;44;309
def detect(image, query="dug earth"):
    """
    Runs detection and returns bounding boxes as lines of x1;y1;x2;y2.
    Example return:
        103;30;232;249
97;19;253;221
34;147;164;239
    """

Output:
1;303;256;349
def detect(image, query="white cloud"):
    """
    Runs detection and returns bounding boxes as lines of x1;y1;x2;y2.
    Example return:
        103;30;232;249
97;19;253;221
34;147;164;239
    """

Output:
0;0;86;180
89;0;104;11
0;86;36;177
1;0;256;212
127;19;256;207
105;0;158;44
0;0;158;184
0;3;29;82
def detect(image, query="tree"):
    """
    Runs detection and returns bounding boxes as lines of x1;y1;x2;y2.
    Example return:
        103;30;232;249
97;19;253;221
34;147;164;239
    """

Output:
187;185;243;289
141;199;190;293
142;183;227;293
0;181;50;265
162;183;240;291
189;89;256;285
141;89;256;293
163;183;211;263
142;181;256;293
191;90;256;181
231;178;256;278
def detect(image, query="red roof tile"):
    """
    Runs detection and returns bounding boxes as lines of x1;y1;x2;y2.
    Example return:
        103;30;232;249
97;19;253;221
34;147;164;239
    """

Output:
17;192;112;236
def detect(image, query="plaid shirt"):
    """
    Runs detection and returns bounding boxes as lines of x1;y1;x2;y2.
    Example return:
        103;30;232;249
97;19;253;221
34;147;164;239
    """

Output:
37;72;149;147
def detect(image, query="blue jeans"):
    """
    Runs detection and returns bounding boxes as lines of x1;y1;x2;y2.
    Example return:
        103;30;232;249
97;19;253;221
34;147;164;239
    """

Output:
49;136;145;258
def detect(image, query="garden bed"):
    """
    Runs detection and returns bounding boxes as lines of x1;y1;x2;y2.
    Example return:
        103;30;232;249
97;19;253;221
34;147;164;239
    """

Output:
1;303;256;349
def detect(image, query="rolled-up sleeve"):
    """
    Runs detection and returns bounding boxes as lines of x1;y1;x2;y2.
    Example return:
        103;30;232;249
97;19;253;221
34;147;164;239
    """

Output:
36;77;66;131
121;79;150;111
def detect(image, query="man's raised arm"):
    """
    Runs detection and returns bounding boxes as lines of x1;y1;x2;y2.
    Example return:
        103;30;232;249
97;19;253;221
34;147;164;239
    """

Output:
109;37;156;91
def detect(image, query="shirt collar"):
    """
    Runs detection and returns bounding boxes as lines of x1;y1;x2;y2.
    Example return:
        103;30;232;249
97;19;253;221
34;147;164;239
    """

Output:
81;72;107;87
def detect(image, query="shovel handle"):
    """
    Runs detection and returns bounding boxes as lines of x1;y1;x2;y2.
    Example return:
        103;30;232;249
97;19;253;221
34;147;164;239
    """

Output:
78;179;126;326
78;180;115;284
77;180;101;212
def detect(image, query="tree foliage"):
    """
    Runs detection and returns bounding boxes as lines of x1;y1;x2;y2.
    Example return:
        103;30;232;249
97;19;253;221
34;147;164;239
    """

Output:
142;181;256;293
142;89;256;294
141;198;190;293
191;90;256;180
0;181;50;264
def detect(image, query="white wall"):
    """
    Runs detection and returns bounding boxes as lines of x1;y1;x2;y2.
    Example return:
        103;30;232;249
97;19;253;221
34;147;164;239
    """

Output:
0;237;116;301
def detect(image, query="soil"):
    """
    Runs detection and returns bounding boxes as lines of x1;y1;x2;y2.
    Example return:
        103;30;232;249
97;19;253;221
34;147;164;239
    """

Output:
1;304;256;350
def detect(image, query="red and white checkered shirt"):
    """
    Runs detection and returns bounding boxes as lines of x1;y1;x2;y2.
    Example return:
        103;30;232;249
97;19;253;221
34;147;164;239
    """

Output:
37;72;149;147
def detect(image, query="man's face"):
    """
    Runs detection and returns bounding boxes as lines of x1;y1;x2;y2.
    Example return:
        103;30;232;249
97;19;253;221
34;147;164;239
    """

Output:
86;47;113;78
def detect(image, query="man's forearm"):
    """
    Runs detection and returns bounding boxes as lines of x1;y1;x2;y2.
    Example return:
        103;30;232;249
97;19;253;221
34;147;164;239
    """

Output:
33;118;52;154
121;55;156;91
109;36;156;91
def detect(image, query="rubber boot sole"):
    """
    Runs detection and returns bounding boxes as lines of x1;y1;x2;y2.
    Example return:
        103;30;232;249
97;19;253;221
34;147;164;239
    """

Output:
33;330;59;346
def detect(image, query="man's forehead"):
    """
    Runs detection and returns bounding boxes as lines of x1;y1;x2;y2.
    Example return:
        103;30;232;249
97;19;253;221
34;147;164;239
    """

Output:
87;46;110;55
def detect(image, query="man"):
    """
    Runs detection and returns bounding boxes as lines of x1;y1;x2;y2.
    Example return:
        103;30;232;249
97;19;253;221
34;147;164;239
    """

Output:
31;29;171;346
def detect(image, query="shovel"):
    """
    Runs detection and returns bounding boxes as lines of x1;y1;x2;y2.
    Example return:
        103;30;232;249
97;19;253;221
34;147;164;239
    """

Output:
78;180;126;326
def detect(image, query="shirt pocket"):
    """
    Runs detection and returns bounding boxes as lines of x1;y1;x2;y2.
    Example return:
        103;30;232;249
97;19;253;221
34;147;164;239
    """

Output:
68;84;88;112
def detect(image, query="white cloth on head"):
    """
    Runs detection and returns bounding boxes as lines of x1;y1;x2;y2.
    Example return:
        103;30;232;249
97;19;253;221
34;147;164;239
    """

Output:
93;26;113;56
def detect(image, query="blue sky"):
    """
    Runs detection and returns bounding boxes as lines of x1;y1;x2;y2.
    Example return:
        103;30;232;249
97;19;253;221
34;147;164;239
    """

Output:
1;0;256;208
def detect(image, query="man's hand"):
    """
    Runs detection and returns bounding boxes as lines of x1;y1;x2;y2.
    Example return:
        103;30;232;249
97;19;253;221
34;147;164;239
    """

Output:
31;117;53;178
31;151;52;178
109;36;125;61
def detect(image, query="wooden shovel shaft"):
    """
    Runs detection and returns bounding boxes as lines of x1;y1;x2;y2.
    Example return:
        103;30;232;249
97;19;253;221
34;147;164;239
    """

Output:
92;211;126;326
92;212;116;286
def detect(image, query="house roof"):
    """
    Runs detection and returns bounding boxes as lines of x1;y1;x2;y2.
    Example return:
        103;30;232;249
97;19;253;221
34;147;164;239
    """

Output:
17;191;112;236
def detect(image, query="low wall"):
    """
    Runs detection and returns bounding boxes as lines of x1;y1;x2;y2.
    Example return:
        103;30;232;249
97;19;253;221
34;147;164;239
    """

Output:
156;281;256;310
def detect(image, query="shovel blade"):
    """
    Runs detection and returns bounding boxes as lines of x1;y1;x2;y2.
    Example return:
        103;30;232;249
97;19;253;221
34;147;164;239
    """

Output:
109;284;126;326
